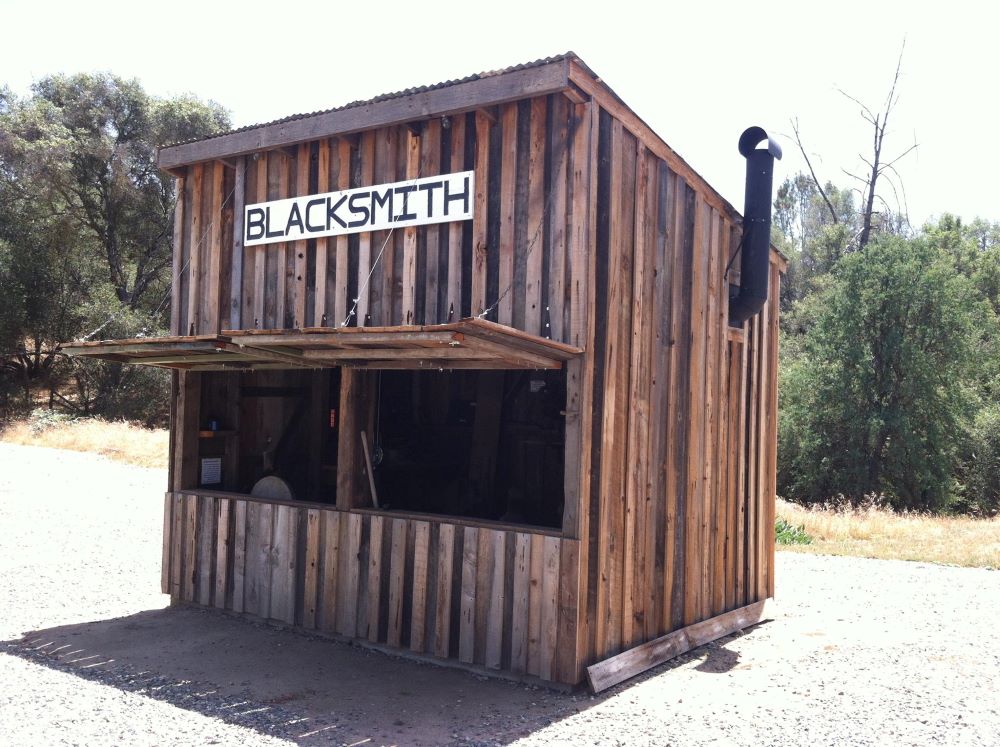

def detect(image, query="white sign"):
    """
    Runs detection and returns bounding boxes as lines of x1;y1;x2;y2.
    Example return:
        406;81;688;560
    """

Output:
244;170;474;247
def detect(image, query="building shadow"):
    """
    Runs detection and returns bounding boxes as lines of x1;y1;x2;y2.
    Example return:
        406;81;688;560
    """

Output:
3;606;766;745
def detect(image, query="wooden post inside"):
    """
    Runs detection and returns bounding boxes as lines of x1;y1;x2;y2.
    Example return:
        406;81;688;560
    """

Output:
336;368;377;509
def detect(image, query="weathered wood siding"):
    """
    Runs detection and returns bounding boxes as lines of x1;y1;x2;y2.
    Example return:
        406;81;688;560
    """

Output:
163;492;581;683
570;103;782;670
171;94;593;348
164;80;782;685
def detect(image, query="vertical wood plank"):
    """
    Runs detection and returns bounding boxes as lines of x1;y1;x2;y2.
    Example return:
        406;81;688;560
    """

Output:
527;533;545;676
243;500;261;615
377;129;399;325
447;118;466;320
232;500;247;613
458;526;478;663
421;119;441;323
596;119;633;659
269;504;290;622
186;165;204;334
293;143;310;328
540;535;560;681
667;177;692;632
387;518;407;647
433;523;455;658
320;511;341;632
402;130;421;324
278;505;300;624
623;145;651;649
333;139;351;326
712;216;729;616
471;112;491;316
170;176;185;335
525;96;546;336
684;194;709;626
354;514;371;640
746;314;760;604
170;494;183;600
205;161;224;332
303;509;321;629
726;338;742;612
735;331;749;606
274;154;290;328
474;527;491;663
252;155;267;328
509;533;531;674
313;141;330;325
555;539;581;684
197;495;214;607
229;158;246;329
569;100;596;349
548;95;569;343
356;132;375;325
182;493;197;601
702;207;720;621
497;104;517;325
484;530;506;669
161;494;172;595
766;264;781;599
257;502;274;617
366;514;385;642
337;512;362;637
410;520;430;652
756;272;773;602
214;498;230;609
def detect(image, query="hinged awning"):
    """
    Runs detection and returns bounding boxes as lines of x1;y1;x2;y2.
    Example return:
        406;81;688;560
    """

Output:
60;320;583;371
59;334;315;371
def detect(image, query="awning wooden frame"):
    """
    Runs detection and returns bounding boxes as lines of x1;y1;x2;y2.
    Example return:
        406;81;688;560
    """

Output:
59;334;316;371
60;319;583;371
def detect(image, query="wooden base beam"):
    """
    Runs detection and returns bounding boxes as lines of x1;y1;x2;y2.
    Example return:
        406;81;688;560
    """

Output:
586;600;769;693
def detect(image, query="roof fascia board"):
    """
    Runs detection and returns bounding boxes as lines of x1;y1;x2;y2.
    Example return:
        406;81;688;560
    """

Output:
158;58;572;170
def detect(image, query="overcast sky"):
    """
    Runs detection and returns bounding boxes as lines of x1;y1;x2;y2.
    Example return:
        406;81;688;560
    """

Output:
3;0;995;226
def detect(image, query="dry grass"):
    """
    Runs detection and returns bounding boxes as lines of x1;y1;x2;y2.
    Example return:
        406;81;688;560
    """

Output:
776;497;1000;569
0;417;168;469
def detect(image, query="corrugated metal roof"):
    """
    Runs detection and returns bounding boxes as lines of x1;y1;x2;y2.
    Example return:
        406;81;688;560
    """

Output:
165;52;578;150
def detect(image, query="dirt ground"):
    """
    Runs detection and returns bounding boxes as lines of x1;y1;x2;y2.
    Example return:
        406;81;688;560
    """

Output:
1;443;998;746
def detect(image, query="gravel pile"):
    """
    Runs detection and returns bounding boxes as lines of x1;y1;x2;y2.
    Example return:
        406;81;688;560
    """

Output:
1;442;998;746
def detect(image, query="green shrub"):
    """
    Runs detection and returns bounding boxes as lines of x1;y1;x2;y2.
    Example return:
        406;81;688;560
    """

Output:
955;405;1000;516
775;517;813;545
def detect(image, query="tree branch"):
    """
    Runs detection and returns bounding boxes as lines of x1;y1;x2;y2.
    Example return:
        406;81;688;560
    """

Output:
791;118;839;225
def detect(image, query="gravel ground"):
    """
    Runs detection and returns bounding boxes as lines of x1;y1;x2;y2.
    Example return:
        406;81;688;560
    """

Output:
1;442;998;746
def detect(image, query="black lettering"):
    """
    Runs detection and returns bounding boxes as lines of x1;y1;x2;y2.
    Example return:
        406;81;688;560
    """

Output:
418;181;444;217
370;188;393;224
443;175;471;216
327;194;348;229
394;185;418;221
285;203;305;235
265;206;284;239
305;198;326;232
246;207;266;241
348;192;371;228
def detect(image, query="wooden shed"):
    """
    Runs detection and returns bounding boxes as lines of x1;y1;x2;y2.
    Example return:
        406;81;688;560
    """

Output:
63;53;784;690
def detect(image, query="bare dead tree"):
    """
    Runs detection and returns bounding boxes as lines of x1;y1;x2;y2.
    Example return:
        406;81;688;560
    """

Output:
793;40;918;251
838;42;918;249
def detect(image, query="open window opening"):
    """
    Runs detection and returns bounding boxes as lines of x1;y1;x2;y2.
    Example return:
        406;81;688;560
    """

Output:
370;368;566;529
194;368;341;504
